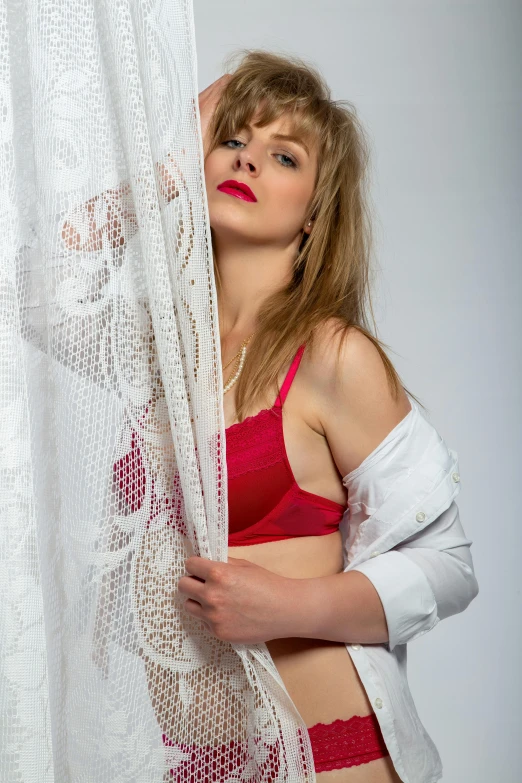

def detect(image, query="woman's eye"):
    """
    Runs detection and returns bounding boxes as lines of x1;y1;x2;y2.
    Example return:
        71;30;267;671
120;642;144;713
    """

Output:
222;140;297;168
223;139;244;148
275;153;297;168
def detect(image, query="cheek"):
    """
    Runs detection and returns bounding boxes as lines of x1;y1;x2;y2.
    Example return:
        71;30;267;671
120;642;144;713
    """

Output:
203;158;216;186
269;176;310;221
203;150;224;184
204;162;224;214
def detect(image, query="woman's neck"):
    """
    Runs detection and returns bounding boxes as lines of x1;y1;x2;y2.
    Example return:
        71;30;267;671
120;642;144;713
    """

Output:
214;243;293;341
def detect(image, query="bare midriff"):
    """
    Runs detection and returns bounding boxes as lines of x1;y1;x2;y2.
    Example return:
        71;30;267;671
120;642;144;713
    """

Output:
142;363;402;780
218;367;403;781
219;361;378;731
227;531;374;729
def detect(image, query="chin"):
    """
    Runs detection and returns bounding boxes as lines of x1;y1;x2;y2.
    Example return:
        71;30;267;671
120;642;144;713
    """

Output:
208;213;257;241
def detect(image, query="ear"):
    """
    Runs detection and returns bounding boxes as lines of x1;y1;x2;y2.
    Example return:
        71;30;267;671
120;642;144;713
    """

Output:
303;218;315;235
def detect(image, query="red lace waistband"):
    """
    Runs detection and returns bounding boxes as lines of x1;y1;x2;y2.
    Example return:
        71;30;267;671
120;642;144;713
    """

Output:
162;712;389;780
305;712;389;773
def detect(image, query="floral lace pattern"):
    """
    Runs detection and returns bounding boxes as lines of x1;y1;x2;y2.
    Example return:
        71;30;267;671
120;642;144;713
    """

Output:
1;0;317;780
162;713;389;780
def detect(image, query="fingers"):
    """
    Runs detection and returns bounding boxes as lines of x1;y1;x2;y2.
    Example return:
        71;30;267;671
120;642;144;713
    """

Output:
198;74;233;157
178;574;207;605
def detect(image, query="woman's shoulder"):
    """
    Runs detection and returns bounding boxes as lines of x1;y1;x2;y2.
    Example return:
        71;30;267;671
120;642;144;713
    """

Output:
303;318;413;478
307;318;375;365
305;317;401;400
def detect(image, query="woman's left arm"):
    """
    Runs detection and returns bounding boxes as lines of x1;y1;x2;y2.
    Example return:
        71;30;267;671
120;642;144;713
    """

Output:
295;499;478;651
291;324;479;651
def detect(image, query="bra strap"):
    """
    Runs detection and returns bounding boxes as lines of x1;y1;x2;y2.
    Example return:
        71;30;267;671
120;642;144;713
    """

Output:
275;344;306;408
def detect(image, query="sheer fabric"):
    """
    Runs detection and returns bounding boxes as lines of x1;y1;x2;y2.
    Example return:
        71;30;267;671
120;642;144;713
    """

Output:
0;1;315;780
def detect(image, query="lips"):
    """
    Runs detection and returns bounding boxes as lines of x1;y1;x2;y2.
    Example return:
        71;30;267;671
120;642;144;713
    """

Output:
216;180;257;203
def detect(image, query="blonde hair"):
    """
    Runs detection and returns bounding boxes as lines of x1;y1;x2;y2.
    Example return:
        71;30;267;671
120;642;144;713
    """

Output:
205;48;424;421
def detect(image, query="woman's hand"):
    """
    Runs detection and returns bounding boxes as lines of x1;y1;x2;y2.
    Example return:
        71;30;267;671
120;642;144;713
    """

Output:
178;555;298;645
198;74;232;158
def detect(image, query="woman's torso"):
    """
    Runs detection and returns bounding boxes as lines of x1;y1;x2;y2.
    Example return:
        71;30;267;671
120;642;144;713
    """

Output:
224;342;375;729
144;339;401;780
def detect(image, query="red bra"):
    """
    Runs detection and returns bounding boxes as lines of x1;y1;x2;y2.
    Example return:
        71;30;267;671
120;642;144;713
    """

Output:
113;345;345;545
226;344;345;546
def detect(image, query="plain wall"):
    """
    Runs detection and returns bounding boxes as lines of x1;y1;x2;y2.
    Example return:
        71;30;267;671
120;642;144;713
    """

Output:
193;1;522;781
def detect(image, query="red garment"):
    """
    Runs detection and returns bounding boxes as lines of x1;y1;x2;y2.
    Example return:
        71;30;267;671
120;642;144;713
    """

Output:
227;343;345;546
162;713;389;780
112;344;345;543
305;713;389;773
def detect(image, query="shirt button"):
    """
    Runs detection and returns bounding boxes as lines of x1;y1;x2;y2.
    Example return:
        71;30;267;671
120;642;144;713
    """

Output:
416;511;426;522
452;472;460;483
370;551;380;558
351;644;361;650
374;697;383;709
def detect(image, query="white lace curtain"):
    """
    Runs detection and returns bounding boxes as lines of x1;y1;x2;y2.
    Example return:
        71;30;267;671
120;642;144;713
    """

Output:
0;1;315;780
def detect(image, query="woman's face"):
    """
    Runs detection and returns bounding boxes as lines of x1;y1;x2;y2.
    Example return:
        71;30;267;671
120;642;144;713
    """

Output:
204;110;318;252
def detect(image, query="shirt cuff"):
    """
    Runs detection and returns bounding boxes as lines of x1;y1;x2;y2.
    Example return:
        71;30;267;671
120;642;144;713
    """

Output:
351;550;440;651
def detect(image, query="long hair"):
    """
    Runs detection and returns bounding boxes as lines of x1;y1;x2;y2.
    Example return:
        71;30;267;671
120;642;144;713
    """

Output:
204;49;424;422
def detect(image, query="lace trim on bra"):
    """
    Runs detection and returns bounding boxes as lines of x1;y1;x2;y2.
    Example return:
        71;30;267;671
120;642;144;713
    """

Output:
225;407;282;476
226;405;345;512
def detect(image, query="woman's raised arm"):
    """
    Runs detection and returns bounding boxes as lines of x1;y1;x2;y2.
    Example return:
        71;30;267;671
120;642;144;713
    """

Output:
60;156;182;253
20;74;231;389
60;73;231;253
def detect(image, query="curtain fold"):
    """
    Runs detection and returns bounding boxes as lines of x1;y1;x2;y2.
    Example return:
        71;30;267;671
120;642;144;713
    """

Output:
0;0;315;780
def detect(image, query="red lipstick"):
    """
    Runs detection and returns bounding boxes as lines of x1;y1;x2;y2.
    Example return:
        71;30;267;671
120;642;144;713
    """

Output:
217;180;257;203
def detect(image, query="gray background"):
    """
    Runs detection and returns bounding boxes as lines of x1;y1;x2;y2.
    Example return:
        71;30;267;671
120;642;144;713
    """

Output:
193;1;522;781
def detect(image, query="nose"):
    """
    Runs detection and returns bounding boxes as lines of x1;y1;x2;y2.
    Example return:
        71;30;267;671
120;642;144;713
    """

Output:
233;147;258;175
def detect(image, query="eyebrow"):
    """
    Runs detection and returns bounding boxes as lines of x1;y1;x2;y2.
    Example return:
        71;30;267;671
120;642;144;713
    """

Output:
272;133;310;157
244;123;310;157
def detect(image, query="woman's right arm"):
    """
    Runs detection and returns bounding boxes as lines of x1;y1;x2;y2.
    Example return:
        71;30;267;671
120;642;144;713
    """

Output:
20;75;231;387
60;74;231;253
60;158;179;253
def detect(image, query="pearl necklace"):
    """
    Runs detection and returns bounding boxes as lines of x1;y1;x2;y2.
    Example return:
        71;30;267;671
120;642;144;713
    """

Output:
223;333;254;394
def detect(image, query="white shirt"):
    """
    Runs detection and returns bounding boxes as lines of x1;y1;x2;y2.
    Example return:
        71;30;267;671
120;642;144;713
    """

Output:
338;394;478;783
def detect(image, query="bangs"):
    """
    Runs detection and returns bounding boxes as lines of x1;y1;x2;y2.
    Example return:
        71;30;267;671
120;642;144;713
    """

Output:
219;94;322;160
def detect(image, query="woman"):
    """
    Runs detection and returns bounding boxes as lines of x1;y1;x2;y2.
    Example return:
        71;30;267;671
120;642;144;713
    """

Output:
172;50;478;781
60;50;478;782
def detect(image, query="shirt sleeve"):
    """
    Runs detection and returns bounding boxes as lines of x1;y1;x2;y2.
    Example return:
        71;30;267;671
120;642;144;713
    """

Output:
342;399;479;652
351;500;478;651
